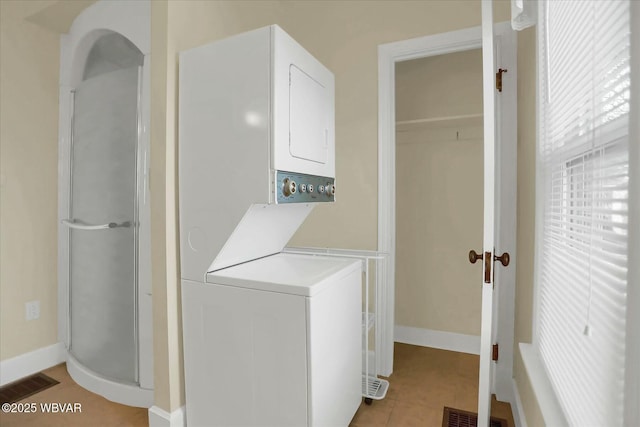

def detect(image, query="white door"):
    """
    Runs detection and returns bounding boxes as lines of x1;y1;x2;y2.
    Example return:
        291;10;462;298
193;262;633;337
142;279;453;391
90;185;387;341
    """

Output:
477;1;516;425
377;11;517;411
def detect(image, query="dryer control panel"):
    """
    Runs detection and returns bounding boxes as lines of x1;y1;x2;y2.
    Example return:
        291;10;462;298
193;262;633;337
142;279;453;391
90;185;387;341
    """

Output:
276;170;335;204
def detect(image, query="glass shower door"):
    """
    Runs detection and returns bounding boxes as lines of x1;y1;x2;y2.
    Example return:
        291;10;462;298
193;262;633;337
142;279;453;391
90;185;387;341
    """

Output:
67;66;140;384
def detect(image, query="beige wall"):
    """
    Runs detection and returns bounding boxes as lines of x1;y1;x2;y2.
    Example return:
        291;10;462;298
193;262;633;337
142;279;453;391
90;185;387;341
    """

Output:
395;50;484;121
394;50;484;335
150;0;512;412
0;1;542;424
0;0;61;361
514;26;544;425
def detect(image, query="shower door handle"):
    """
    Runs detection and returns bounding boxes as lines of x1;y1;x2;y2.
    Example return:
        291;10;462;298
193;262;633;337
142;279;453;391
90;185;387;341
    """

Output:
61;219;131;230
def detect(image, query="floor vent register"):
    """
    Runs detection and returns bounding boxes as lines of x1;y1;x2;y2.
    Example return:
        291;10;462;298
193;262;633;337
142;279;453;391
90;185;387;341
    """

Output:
442;406;509;427
0;373;59;404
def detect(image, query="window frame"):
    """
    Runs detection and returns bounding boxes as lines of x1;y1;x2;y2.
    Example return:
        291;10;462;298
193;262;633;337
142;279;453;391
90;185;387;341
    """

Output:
529;0;639;425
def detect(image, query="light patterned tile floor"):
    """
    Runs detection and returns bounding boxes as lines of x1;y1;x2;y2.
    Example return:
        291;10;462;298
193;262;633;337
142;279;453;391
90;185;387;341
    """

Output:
0;343;514;426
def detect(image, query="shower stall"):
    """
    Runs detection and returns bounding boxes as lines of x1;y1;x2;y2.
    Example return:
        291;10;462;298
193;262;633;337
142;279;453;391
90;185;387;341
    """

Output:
57;1;153;407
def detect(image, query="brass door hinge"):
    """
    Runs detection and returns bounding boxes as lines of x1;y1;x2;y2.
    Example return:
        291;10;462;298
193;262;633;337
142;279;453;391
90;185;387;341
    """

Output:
492;343;499;361
496;68;508;92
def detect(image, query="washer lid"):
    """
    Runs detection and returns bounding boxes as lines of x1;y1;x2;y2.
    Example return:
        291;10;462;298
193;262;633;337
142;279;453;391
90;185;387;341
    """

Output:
205;253;361;296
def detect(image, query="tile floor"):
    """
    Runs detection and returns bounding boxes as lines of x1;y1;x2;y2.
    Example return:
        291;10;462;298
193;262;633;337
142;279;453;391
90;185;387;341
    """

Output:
349;343;515;426
0;343;514;427
0;364;147;427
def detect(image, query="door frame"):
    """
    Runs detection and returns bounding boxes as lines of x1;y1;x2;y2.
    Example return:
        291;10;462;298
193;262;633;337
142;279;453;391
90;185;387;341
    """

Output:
376;22;517;403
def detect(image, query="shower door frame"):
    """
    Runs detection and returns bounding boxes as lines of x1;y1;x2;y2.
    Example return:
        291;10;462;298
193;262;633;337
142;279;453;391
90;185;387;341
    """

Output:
57;0;152;407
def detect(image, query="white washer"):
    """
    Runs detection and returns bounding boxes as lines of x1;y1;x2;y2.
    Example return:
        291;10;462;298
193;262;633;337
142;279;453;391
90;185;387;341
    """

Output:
181;253;362;427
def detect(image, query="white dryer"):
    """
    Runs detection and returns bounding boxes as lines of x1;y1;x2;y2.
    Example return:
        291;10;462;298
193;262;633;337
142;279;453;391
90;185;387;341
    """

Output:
179;24;336;281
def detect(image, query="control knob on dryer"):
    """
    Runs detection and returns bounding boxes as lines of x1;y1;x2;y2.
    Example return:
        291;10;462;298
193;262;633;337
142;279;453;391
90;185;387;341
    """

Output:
282;178;297;197
326;183;335;197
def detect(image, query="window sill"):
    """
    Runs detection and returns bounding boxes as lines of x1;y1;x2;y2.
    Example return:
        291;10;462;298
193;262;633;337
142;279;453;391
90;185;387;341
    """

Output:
519;343;568;426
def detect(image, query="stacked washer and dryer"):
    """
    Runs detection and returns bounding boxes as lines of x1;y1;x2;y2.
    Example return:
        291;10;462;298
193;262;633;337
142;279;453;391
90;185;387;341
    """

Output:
179;26;362;426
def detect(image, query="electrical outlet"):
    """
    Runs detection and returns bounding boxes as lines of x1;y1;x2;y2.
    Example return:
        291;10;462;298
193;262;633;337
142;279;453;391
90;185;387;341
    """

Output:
25;301;40;320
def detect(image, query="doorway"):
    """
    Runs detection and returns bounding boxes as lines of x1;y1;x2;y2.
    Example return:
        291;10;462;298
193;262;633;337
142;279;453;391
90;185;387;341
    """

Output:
376;22;518;407
394;48;484;354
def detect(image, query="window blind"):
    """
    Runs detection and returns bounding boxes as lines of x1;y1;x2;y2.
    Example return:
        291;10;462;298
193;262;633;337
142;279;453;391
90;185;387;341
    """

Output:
537;1;630;426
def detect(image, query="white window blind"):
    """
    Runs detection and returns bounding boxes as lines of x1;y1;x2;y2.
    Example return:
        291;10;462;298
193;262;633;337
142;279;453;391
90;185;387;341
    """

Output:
537;1;630;426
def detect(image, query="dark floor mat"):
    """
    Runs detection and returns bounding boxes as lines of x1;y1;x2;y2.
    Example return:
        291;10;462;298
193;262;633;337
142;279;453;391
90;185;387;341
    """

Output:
443;406;509;427
0;373;59;404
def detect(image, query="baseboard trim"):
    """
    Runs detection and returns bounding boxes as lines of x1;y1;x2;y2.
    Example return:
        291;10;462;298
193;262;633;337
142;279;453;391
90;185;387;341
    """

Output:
0;342;66;386
394;325;480;355
148;405;186;427
511;377;528;427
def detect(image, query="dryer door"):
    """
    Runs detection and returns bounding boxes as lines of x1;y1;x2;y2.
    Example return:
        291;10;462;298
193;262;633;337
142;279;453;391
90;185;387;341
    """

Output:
289;65;329;164
271;25;335;179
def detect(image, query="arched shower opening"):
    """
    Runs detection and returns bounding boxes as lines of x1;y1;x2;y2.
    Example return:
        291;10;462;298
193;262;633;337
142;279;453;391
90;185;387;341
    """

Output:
57;1;152;408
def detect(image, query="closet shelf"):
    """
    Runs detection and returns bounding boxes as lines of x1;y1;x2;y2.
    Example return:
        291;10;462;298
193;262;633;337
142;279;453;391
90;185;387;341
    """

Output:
396;113;483;132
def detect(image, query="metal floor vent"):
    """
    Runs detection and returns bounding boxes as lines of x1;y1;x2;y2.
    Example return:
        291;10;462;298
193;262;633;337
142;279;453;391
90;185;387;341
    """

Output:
0;373;59;404
442;407;508;427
